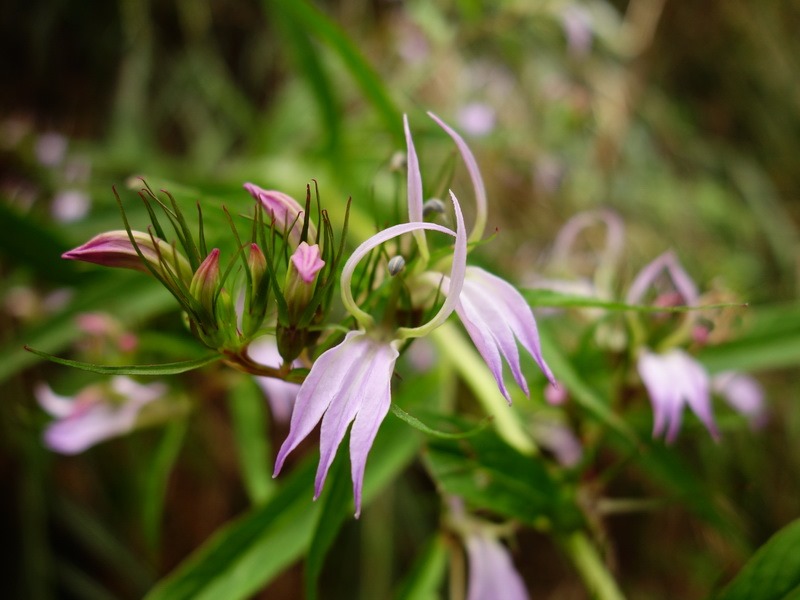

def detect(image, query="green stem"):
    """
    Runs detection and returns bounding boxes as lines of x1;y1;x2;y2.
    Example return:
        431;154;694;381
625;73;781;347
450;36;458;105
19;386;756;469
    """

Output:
561;531;625;600
430;323;537;455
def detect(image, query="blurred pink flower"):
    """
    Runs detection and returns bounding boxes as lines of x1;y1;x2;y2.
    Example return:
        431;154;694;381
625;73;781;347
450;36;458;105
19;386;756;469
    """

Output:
465;533;530;600
638;349;719;443
712;371;768;430
36;376;166;454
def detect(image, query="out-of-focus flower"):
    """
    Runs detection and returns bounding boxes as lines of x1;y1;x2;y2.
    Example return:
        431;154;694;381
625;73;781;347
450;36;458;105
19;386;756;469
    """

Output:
627;252;720;441
75;312;139;354
533;155;567;196
248;336;300;424
638;349;719;443
35;132;67;167
51;190;91;223
561;4;594;57
274;194;467;517
243;183;315;247
456;102;497;137
531;415;582;466
712;371;768;430
36;376;167;454
448;497;529;600
465;533;530;600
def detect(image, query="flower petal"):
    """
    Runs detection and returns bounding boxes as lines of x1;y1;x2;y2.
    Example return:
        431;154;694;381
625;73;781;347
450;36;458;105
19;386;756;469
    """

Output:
273;330;369;476
465;534;530;600
341;196;464;332
712;371;767;429
439;266;555;400
638;350;718;442
428;112;487;244
347;344;398;517
626;250;698;306
314;336;397;501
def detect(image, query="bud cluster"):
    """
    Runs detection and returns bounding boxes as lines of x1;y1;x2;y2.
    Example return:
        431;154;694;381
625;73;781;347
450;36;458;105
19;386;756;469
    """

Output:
62;180;348;378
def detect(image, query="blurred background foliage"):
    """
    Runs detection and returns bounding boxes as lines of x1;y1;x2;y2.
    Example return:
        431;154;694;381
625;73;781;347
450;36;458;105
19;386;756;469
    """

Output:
1;0;799;598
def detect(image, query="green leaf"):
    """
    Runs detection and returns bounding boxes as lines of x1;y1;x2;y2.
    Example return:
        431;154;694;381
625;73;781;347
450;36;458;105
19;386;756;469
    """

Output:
270;0;402;144
23;346;221;375
524;288;744;313
144;412;420;600
390;403;491;439
607;431;749;554
424;417;582;530
55;497;155;595
228;377;274;505
716;518;800;600
699;302;800;373
394;534;448;600
142;421;187;552
304;452;352;600
0;201;84;284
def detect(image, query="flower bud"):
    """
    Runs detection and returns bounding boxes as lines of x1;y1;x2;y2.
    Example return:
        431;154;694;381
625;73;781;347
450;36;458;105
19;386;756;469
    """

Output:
422;198;446;217
387;255;405;276
243;183;316;247
284;242;325;321
190;249;221;318
244;243;269;337
62;230;192;284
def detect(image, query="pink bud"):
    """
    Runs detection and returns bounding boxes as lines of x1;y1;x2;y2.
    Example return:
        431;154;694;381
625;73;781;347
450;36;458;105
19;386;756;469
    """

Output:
244;183;316;247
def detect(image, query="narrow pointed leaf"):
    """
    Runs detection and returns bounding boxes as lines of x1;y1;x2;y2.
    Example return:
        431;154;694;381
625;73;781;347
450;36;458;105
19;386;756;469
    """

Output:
24;346;220;375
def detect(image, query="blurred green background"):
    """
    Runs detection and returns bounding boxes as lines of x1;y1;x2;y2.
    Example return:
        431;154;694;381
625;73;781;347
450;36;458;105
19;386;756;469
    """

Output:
2;0;799;598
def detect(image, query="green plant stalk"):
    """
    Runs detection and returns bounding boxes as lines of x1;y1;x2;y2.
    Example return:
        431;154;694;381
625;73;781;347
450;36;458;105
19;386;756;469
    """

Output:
561;531;625;600
430;323;537;455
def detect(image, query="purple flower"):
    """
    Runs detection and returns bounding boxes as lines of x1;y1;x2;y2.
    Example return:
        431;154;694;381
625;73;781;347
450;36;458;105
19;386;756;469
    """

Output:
626;250;698;306
638;349;719;443
405;114;554;400
712;371;768;430
274;194;467;517
465;533;530;600
443;266;556;402
36;376;167;454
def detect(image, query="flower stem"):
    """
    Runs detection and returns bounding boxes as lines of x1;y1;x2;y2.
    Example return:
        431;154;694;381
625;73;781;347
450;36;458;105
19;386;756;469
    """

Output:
561;531;625;600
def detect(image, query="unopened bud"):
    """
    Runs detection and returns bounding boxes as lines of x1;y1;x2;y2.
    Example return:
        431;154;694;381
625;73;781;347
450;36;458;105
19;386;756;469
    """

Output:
190;249;221;317
422;198;446;217
244;244;269;336
284;242;325;321
389;151;406;172
244;183;316;247
387;255;405;276
247;243;267;293
62;230;192;284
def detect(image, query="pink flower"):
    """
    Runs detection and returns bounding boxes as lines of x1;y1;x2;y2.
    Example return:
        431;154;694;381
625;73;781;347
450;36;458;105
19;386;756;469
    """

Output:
36;377;167;454
712;371;768;430
406;114;555;401
465;533;530;600
638;349;719;443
